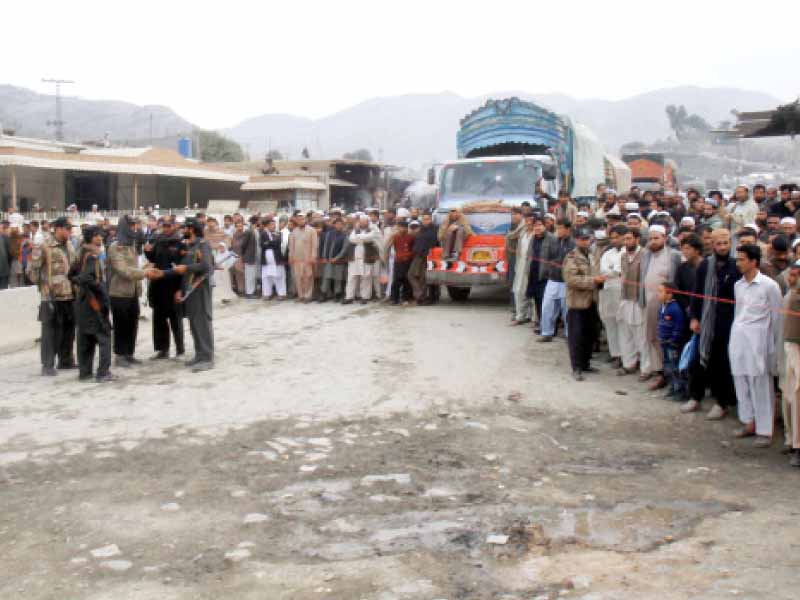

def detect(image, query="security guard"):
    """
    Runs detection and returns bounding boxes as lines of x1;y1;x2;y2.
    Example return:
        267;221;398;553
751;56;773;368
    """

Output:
161;218;214;372
144;217;185;359
27;216;79;376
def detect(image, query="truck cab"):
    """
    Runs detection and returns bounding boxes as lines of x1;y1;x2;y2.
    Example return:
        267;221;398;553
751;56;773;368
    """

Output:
426;155;558;300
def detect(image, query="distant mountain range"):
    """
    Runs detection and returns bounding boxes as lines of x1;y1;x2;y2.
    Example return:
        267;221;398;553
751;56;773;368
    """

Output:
0;83;783;168
0;84;193;144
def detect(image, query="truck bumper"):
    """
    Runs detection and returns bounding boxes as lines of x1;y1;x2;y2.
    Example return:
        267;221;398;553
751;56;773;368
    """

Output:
425;261;509;287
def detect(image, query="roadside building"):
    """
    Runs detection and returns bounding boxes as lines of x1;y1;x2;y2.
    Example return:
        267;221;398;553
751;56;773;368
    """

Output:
227;158;391;212
0;133;247;213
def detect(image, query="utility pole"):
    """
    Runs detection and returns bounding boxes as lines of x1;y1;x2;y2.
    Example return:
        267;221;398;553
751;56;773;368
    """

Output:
42;78;74;141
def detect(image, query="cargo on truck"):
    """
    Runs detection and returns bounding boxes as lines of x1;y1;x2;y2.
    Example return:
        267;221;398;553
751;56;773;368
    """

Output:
621;152;677;192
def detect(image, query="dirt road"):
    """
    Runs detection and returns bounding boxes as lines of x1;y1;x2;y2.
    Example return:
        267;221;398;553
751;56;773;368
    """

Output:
0;294;797;599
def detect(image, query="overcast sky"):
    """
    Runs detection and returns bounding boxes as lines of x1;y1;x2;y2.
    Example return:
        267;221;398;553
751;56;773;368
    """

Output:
7;0;799;129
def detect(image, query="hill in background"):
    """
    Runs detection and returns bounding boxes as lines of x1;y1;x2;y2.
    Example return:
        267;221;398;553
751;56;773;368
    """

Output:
0;83;783;168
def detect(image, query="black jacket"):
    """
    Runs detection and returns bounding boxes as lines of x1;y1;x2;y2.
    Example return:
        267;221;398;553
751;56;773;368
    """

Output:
691;255;739;340
145;233;184;304
543;235;574;282
260;230;286;265
70;246;111;334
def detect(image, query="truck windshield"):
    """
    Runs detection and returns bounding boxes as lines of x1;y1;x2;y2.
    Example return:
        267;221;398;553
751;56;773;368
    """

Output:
440;160;541;199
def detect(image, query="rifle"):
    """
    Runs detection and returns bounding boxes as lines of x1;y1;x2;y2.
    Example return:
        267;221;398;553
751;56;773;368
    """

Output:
178;275;206;303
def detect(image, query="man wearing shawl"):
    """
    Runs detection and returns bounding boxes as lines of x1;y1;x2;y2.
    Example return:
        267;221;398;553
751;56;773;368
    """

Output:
319;217;348;301
638;224;682;389
680;229;739;419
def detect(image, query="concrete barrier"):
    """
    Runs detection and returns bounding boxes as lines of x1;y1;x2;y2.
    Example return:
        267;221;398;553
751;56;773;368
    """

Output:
0;286;42;353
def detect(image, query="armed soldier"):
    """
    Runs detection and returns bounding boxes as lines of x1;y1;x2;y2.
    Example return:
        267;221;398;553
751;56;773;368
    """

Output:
106;215;159;367
144;217;185;359
71;226;114;382
156;218;214;372
26;216;78;376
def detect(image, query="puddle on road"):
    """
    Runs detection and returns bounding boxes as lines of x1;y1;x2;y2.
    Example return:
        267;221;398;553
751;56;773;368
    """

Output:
540;500;729;552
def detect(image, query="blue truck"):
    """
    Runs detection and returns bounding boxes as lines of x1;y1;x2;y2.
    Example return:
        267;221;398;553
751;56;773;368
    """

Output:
426;97;612;301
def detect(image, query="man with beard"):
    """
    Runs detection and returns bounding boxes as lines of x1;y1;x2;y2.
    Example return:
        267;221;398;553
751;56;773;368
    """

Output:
409;213;439;304
616;227;645;376
597;225;626;369
107;215;155;367
680;229;739;418
144;217;185;360
27;217;79;375
319;217;348;301
240;216;261;298
344;215;382;304
289;213;319;303
769;184;798;220
158;218;214;372
761;235;791;294
638;225;682;389
71;226;113;382
438;208;473;261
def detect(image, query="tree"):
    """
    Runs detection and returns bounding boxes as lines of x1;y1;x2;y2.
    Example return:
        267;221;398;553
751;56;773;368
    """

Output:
665;104;711;142
195;130;245;162
342;148;374;162
266;149;284;160
301;146;310;159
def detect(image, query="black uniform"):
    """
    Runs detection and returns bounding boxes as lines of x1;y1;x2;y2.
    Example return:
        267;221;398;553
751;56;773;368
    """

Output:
144;233;185;356
169;238;214;366
71;247;112;379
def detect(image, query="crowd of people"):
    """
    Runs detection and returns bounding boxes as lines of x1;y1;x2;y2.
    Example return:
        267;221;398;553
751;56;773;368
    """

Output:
505;182;800;466
1;180;799;466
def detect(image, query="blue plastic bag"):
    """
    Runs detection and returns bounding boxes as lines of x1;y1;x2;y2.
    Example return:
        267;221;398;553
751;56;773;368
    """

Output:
679;334;698;373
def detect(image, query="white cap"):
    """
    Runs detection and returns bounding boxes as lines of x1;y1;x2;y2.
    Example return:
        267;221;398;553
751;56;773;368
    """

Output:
744;223;760;233
409;220;421;228
577;211;589;218
792;238;800;249
594;230;607;240
625;202;639;211
680;216;696;226
397;207;411;218
606;189;617;196
544;213;556;220
781;217;797;225
627;213;642;221
649;224;667;235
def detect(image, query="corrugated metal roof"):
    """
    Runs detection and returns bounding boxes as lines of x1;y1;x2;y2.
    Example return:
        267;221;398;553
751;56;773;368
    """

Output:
0;152;248;182
241;179;326;191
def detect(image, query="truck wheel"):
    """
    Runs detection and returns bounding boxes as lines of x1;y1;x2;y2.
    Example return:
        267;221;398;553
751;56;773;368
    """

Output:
447;286;471;302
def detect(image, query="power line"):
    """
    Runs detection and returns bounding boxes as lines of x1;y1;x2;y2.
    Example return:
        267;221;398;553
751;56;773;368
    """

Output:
41;78;74;141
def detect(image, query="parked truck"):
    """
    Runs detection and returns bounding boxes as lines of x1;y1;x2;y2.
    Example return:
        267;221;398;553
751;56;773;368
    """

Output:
425;97;608;301
621;152;678;192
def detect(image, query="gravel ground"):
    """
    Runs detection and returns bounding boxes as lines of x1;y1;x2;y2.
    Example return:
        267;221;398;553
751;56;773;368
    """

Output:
0;291;798;599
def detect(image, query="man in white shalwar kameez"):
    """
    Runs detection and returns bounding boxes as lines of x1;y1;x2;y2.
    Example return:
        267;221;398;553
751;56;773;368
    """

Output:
261;220;286;299
345;216;382;303
598;225;624;368
729;244;783;447
511;215;535;325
